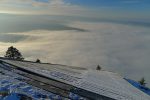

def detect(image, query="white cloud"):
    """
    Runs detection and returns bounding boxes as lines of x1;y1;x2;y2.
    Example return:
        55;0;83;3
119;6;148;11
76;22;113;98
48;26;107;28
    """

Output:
49;0;67;6
1;21;150;86
0;0;89;17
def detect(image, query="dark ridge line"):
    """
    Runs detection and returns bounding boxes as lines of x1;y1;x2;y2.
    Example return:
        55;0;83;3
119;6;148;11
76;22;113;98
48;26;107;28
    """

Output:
0;57;87;70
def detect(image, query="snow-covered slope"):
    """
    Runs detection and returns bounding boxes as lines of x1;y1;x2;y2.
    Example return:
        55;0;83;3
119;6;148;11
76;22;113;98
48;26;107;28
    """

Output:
0;58;150;100
75;70;150;100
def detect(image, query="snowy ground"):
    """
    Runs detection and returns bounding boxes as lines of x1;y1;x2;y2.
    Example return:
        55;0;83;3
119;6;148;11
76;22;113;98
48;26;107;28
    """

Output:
0;58;150;100
0;60;87;100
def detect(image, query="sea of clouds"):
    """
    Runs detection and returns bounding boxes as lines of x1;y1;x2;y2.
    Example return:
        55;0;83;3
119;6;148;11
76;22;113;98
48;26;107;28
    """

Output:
0;20;150;86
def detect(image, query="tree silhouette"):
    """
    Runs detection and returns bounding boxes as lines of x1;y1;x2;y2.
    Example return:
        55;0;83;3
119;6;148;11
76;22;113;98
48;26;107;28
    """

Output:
96;65;101;71
36;59;41;63
4;46;24;60
138;77;146;86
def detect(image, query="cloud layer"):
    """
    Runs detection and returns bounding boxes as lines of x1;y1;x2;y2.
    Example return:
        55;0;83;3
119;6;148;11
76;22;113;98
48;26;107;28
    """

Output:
0;0;88;16
0;21;150;86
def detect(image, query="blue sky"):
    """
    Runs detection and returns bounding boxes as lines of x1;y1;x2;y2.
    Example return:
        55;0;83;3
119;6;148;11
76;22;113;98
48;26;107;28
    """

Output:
35;0;150;9
0;0;150;20
64;0;150;14
65;0;150;6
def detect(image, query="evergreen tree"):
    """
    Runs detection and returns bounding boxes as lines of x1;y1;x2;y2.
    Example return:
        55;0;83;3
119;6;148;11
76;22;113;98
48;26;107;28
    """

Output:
36;59;41;63
138;77;146;86
4;46;24;60
96;65;101;71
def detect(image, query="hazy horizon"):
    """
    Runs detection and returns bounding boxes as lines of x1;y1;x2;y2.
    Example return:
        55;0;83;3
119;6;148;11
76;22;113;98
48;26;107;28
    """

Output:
0;0;150;86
